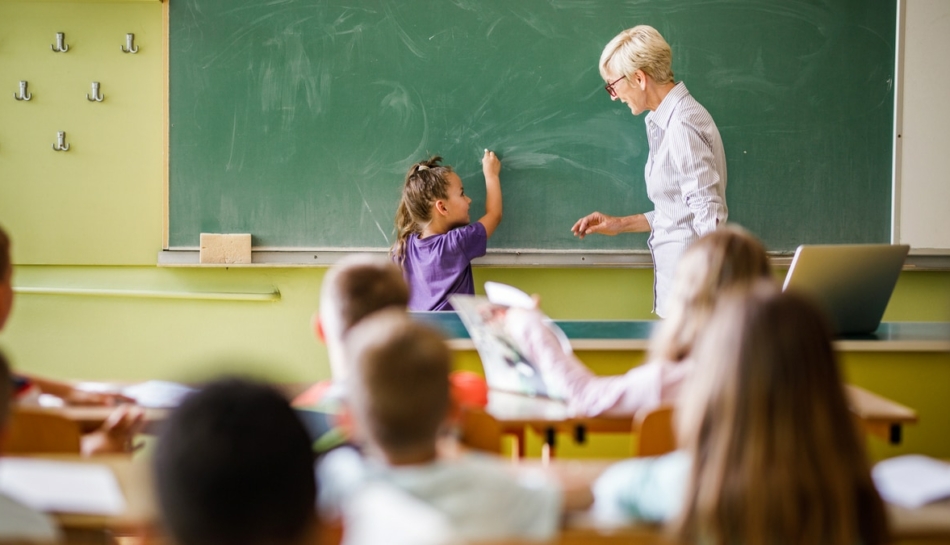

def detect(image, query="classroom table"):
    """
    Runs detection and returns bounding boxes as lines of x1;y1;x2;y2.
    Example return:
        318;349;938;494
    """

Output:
16;454;950;545
34;405;169;434
413;313;937;449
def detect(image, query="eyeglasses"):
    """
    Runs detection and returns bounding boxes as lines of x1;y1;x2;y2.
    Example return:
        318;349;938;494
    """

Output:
604;75;627;98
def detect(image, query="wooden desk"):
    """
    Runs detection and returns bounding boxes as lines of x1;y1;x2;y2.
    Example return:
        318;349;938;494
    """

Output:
485;386;918;457
29;405;169;434
485;391;631;456
416;313;936;447
3;454;156;545
13;455;950;545
846;384;919;444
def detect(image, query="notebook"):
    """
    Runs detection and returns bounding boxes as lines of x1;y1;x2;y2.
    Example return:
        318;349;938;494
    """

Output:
450;287;567;400
782;244;909;334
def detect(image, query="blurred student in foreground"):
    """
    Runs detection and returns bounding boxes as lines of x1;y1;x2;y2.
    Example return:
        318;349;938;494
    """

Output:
593;283;889;545
505;224;771;417
0;349;60;542
0;224;142;455
153;379;320;545
340;310;564;543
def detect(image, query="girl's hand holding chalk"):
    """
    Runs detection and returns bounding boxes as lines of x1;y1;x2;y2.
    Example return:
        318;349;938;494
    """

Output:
482;149;501;178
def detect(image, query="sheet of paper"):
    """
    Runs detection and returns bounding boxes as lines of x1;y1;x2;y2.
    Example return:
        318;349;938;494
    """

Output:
122;380;195;408
484;281;573;354
484;281;535;309
873;455;950;508
0;458;127;515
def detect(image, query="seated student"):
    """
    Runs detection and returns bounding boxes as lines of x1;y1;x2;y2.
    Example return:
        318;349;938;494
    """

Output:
292;253;410;452
341;309;562;542
593;284;889;545
153;378;320;545
504;225;772;417
0;350;61;543
0;225;142;455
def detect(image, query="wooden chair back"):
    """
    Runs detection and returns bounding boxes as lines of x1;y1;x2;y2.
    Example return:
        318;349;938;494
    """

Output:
633;406;676;457
457;407;503;454
5;407;82;454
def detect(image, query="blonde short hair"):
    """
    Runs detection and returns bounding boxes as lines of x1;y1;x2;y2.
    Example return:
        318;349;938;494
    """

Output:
599;25;674;85
319;253;409;343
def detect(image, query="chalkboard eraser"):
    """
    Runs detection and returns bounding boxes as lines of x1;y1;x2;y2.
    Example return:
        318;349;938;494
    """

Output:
199;233;252;264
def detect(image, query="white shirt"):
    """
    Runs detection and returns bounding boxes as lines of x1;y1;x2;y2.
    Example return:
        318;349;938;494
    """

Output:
642;82;727;317
374;455;562;542
318;450;562;543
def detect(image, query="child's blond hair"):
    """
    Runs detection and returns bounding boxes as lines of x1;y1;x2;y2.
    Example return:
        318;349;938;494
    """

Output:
649;225;772;363
319;254;410;344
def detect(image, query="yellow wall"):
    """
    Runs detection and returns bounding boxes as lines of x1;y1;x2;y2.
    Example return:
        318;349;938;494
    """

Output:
1;1;948;460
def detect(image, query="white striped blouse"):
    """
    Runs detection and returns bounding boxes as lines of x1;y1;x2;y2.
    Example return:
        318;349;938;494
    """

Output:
642;82;728;317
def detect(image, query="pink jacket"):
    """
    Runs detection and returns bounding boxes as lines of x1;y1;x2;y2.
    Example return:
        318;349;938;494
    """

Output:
504;309;691;418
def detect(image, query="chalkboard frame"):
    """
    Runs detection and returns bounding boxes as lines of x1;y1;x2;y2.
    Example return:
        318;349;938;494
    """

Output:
162;0;919;265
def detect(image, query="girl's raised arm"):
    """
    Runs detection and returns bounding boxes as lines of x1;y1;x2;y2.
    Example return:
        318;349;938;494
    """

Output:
478;149;503;237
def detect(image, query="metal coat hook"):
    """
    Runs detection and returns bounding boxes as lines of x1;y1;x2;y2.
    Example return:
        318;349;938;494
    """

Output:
121;33;139;54
14;81;32;101
86;81;104;102
52;131;70;152
51;32;70;53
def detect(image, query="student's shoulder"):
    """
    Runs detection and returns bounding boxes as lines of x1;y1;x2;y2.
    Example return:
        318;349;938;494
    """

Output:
445;222;486;245
592;450;691;523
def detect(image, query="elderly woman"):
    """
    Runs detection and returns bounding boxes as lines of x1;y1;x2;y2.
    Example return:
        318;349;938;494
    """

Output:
572;25;727;317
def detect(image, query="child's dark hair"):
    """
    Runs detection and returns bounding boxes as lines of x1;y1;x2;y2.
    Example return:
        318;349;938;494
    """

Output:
391;156;454;265
0;350;12;426
153;378;318;545
0;224;10;279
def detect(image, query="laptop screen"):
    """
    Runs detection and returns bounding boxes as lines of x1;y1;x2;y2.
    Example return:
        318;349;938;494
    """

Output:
782;244;909;335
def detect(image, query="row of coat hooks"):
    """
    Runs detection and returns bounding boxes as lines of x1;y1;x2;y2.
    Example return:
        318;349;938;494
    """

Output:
50;32;140;54
14;32;143;101
15;81;106;102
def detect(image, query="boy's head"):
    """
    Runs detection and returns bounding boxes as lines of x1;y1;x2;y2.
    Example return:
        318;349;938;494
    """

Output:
344;309;450;464
0;225;13;330
317;254;409;379
153;378;318;545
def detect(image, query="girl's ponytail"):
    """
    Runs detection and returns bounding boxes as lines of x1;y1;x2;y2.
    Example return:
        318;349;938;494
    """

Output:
391;197;417;265
390;156;453;266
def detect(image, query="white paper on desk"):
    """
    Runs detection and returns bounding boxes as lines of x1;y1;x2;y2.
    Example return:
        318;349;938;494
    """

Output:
0;458;127;515
122;380;195;408
873;455;950;508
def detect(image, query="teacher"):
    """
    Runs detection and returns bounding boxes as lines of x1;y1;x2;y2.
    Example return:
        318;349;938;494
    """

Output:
572;25;727;318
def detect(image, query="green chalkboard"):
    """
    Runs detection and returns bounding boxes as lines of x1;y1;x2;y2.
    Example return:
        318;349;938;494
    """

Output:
169;0;895;253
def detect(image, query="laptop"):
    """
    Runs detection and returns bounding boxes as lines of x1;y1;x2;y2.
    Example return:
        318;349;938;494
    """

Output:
782;244;909;335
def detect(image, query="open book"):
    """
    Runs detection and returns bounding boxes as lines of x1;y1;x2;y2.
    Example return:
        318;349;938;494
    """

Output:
449;283;568;401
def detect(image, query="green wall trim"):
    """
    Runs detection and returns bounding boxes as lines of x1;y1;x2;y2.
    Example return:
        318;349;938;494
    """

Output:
14;286;280;302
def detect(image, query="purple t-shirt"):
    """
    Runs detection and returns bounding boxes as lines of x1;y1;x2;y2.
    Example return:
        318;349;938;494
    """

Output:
404;222;488;311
